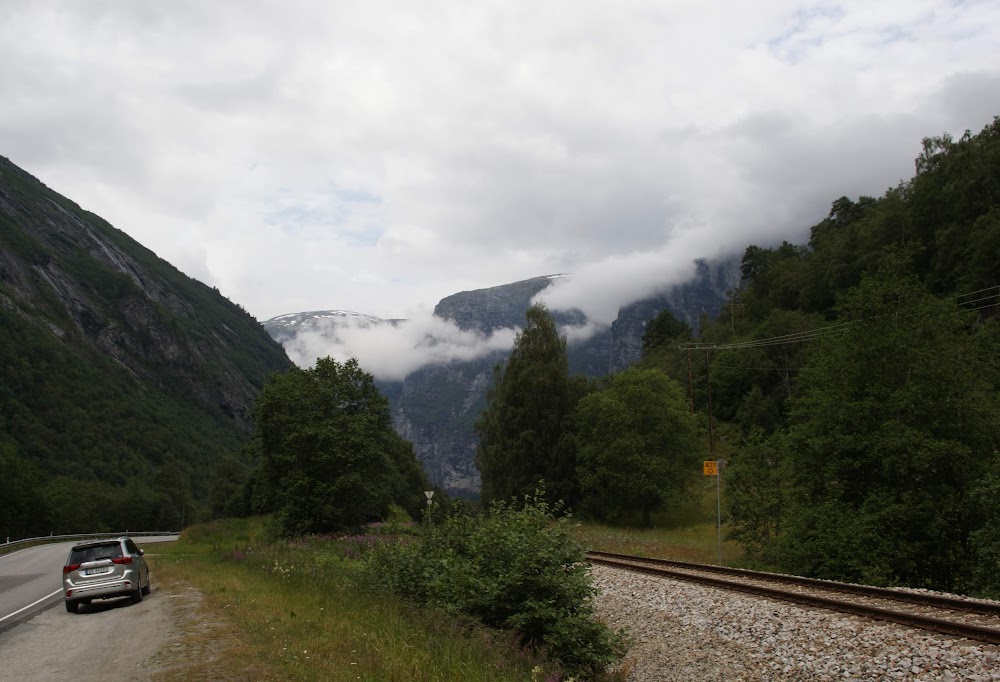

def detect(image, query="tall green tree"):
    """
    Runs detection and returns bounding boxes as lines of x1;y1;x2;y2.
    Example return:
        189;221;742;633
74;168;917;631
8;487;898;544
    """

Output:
475;304;574;506
724;428;788;558
641;308;692;352
574;368;700;526
254;357;428;536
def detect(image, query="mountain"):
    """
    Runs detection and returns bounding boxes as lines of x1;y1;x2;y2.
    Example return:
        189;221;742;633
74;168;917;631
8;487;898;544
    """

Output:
263;309;403;344
0;155;293;536
264;263;740;495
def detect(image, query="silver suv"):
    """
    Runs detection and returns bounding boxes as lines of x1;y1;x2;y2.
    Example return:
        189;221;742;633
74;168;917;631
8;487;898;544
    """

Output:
62;537;151;613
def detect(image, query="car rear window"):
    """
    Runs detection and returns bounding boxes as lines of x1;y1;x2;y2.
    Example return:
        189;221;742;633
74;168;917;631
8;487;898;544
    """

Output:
69;542;123;564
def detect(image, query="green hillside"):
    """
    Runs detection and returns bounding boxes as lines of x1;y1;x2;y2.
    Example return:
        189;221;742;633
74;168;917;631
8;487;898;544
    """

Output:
0;156;293;537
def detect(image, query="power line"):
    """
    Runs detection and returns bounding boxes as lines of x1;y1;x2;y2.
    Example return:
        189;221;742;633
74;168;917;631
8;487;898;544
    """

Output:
964;303;1000;314
954;284;1000;300
681;285;996;353
678;321;852;351
710;365;805;372
957;293;1000;308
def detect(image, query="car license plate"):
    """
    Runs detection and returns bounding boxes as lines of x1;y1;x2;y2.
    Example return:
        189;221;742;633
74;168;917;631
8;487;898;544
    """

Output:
84;567;110;576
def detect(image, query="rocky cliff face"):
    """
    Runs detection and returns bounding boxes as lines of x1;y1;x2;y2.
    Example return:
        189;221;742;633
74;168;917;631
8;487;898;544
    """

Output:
264;264;740;496
0;155;292;436
607;259;743;373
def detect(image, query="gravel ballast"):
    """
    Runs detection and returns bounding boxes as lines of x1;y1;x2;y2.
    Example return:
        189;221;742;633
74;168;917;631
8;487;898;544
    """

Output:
591;565;1000;681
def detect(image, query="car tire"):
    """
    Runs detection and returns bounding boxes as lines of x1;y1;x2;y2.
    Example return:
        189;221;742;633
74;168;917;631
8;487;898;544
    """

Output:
141;574;151;596
130;582;143;604
65;600;78;614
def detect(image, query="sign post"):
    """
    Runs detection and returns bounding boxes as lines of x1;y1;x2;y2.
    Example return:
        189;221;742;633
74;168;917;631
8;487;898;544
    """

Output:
424;490;435;527
704;460;725;565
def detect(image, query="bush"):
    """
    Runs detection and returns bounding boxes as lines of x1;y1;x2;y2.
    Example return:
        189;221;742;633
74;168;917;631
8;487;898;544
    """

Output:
365;494;625;677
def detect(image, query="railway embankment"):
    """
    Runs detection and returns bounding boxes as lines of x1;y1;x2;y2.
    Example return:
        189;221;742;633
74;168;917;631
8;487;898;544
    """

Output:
591;558;1000;681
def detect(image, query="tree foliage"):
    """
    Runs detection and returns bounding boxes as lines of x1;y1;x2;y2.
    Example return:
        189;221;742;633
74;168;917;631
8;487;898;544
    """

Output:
0;304;254;537
575;368;700;525
724;428;787;558
366;494;625;676
768;260;997;589
253;357;429;536
475;304;576;506
637;117;1000;594
641;307;692;351
0;443;49;538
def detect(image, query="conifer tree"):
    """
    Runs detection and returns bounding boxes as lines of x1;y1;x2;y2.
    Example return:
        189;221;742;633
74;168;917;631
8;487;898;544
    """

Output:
475;304;574;506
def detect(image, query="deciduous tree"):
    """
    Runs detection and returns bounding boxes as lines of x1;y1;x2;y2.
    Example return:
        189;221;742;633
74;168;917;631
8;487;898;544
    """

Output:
254;357;426;536
574;368;700;525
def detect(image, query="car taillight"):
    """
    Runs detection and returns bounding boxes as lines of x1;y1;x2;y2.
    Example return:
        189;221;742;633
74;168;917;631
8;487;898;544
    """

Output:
112;556;133;565
63;564;81;574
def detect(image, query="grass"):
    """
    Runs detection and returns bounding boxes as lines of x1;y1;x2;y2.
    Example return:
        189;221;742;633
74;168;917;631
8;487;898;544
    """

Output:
569;521;741;564
568;481;743;565
141;501;739;680
144;517;567;681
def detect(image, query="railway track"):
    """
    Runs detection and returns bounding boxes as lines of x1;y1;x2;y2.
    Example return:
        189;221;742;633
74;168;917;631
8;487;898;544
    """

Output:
586;551;1000;646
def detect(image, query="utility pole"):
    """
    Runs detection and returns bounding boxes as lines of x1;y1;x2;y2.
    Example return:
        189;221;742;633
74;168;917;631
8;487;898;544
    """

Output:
686;348;694;414
726;302;743;334
704;348;715;453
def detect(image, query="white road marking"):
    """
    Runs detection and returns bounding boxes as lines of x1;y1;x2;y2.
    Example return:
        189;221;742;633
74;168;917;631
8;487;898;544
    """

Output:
0;547;34;561
0;589;63;623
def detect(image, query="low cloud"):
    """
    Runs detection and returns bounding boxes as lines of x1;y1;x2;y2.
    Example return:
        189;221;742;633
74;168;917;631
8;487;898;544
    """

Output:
281;310;520;381
536;249;713;326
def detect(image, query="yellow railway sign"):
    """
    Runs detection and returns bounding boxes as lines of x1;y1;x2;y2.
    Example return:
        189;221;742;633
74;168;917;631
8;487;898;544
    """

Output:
703;460;718;476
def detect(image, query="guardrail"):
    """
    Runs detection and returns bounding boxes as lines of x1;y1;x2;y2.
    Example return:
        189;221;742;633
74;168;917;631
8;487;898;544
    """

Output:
1;531;180;556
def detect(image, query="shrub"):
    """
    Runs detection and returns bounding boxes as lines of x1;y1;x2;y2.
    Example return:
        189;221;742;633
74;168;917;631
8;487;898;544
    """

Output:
366;494;625;677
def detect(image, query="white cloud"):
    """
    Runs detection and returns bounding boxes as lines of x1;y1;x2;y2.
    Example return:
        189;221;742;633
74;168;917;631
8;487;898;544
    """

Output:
281;311;519;381
1;0;998;338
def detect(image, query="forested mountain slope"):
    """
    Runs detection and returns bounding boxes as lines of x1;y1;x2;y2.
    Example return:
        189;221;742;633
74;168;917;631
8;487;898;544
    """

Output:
643;116;1000;596
0;156;293;537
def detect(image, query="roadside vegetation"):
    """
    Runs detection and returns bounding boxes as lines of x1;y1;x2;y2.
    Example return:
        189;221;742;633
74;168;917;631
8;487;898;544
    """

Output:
148;503;636;682
149;516;591;681
367;495;627;677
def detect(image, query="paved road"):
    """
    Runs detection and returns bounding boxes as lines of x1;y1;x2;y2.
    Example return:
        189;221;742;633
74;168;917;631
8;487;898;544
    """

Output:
0;536;178;634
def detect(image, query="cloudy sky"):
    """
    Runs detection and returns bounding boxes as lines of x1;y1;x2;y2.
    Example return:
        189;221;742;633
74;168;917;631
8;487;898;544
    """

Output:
2;1;999;346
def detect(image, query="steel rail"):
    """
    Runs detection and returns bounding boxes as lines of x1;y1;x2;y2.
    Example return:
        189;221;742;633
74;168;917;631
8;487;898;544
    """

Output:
587;553;1000;646
587;551;1000;616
